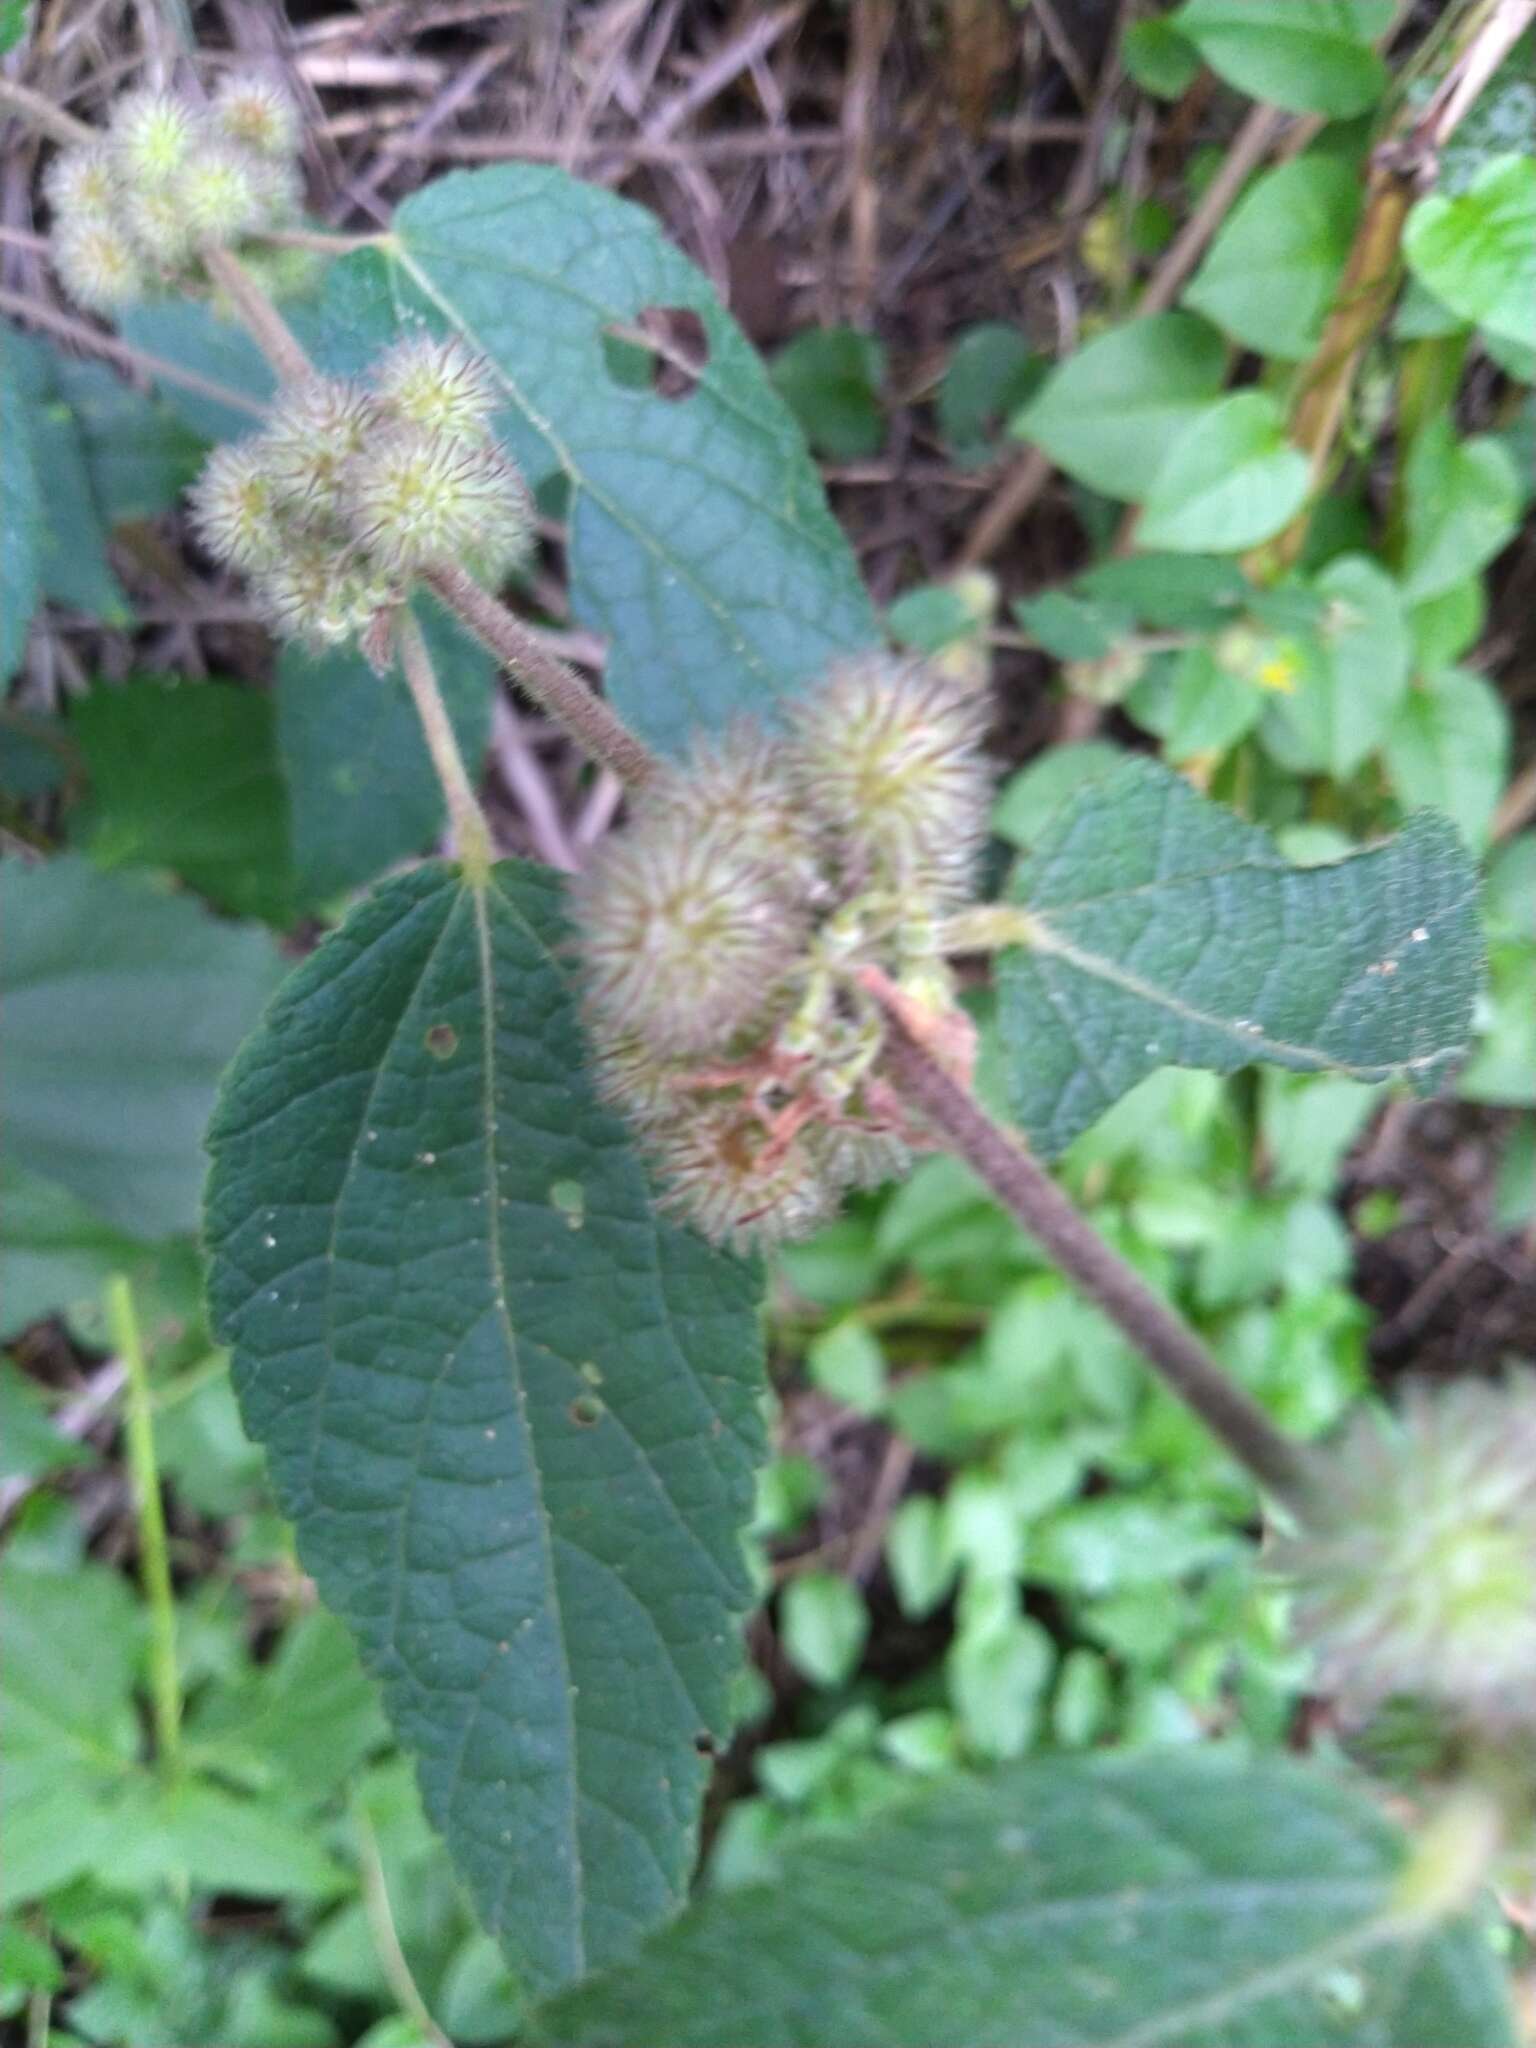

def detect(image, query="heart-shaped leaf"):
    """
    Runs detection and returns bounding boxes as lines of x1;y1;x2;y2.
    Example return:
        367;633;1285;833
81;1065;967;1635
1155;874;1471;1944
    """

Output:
204;860;765;1995
995;756;1482;1157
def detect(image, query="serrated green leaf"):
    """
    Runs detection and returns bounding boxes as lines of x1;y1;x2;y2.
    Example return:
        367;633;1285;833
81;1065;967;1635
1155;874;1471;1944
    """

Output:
1013;313;1227;500
1184;154;1361;360
1405;155;1536;351
1;328;128;626
309;165;876;753
996;757;1481;1158
72;677;297;924
1170;0;1389;115
277;594;494;905
0;329;41;680
1138;391;1310;551
535;1750;1517;2048
204;859;765;1993
1401;419;1521;602
0;858;284;1238
1383;666;1510;849
52;356;204;525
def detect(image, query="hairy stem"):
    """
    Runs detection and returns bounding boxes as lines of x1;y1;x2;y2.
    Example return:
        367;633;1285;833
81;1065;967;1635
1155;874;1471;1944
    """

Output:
397;610;495;885
199;242;318;391
177;246;659;791
876;1017;1324;1519
106;1273;183;1774
427;564;660;788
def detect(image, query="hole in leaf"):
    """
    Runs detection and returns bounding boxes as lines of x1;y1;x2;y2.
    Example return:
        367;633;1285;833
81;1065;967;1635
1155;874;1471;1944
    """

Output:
569;1394;604;1428
599;306;710;400
425;1023;458;1059
693;1731;716;1757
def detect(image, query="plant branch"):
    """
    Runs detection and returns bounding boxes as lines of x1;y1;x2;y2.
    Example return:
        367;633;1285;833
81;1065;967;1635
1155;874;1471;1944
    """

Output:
426;565;660;788
874;1013;1324;1519
106;1273;183;1775
199;242;318;391
397;609;495;885
0;77;94;147
1257;0;1536;574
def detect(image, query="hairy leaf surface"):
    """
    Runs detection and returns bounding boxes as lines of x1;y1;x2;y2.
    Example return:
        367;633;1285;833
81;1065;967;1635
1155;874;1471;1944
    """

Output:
311;166;876;752
204;861;765;1994
537;1751;1516;2047
997;757;1481;1157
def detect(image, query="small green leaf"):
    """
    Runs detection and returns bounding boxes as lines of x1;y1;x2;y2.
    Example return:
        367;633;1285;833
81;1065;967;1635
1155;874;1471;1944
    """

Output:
1013;590;1132;661
1262;554;1411;777
937;323;1039;466
277;595;494;905
0;1;30;55
0;858;284;1238
1383;666;1510;848
1138;391;1310;551
1401;419;1521;602
205;860;765;1994
771;326;886;460
885;1496;955;1620
1184;154;1361;360
1013;313;1227;500
992;741;1128;850
1122;16;1203;98
1127;644;1264;761
779;1574;868;1688
73;677;297;924
52;355;204;525
0;1358;94;1483
1405;155;1536;350
997;756;1482;1157
1170;0;1389;115
1075;551;1250;630
313;165;877;753
535;1751;1517;2048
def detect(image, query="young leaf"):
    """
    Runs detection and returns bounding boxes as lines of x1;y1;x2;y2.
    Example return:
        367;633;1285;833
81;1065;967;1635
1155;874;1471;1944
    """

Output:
996;756;1482;1158
0;857;284;1238
1404;155;1536;352
1262;554;1411;777
1183;154;1361;361
1126;645;1264;762
771;326;886;460
1137;391;1310;552
311;166;877;753
204;860;766;1996
534;1751;1517;2048
1383;667;1510;849
72;677;297;925
1121;17;1203;99
277;596;494;905
1169;0;1389;116
1401;420;1521;602
1012;313;1227;500
937;323;1039;467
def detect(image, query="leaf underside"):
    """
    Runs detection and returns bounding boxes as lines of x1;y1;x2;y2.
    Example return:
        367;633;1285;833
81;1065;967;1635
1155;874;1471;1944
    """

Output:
999;757;1482;1159
204;861;766;1995
536;1750;1517;2048
311;164;878;754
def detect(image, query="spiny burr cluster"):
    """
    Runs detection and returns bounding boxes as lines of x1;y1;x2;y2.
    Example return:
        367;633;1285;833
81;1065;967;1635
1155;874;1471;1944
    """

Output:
46;77;302;313
573;656;994;1252
189;335;532;651
1275;1376;1536;1735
